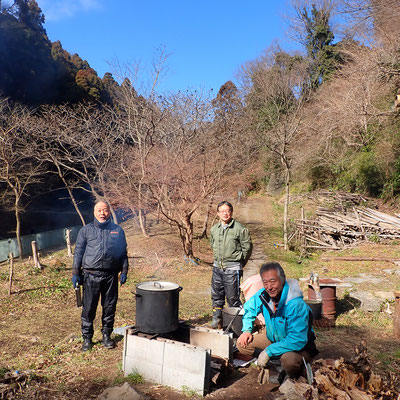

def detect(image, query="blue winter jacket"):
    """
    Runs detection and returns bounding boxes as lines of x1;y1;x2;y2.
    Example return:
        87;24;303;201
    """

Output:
241;279;314;357
72;218;128;276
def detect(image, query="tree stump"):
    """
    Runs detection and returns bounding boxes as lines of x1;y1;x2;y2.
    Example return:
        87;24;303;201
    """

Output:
65;229;73;257
31;241;42;269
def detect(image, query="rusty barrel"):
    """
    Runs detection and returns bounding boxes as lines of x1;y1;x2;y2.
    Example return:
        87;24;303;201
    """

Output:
394;291;400;338
308;279;337;320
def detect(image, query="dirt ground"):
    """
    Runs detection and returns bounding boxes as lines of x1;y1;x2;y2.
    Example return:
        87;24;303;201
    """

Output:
0;193;399;399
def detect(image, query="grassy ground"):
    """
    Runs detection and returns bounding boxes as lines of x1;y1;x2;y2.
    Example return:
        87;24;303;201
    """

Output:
0;192;399;399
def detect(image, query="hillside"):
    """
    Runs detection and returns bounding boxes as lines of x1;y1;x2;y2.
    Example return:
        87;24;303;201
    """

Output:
0;12;118;105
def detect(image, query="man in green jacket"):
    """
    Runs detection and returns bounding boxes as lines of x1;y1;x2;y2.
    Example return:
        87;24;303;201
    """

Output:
210;201;252;328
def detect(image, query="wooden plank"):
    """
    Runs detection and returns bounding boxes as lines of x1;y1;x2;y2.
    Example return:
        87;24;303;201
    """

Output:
321;256;400;262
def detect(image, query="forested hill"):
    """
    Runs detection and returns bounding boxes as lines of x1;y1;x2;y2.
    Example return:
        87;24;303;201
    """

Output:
0;11;118;106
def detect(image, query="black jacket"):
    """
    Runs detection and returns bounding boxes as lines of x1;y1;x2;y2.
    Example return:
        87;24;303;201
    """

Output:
72;219;129;276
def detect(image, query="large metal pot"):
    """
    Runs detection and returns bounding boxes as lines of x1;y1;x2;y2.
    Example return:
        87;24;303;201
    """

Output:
135;281;183;334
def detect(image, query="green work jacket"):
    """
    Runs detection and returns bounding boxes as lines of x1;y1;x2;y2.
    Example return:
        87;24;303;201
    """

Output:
210;218;252;269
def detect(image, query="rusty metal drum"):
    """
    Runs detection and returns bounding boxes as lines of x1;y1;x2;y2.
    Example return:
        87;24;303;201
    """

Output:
308;278;337;320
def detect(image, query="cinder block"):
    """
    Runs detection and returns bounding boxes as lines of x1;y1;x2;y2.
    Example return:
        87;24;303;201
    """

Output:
123;333;211;396
161;339;210;395
189;327;233;361
124;334;165;383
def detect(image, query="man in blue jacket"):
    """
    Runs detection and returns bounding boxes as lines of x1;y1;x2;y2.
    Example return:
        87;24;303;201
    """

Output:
72;201;129;352
237;262;318;382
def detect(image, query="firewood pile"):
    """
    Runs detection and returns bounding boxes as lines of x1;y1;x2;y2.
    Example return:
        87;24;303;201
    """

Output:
276;340;399;400
290;191;400;251
290;190;372;211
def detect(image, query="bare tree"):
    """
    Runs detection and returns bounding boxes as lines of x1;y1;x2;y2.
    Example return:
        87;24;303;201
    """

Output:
108;49;171;236
35;103;121;224
31;105;87;225
243;48;311;250
143;88;257;257
0;98;44;257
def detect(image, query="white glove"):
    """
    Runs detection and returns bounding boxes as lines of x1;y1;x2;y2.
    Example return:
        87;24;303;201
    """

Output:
257;350;270;368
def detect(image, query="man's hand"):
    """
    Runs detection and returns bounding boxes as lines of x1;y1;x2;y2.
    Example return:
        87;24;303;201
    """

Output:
120;273;127;285
72;275;82;288
257;349;270;368
237;331;253;348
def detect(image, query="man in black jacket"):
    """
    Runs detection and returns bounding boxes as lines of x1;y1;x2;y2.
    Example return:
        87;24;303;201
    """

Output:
72;201;129;352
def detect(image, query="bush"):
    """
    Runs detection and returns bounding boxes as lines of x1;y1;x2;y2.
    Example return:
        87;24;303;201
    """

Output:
338;151;384;197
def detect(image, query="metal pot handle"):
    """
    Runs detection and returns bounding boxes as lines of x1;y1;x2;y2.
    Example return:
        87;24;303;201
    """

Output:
178;286;183;292
154;282;164;289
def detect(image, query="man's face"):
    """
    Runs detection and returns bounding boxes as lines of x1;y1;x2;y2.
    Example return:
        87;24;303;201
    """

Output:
261;269;284;300
94;202;110;223
217;204;233;224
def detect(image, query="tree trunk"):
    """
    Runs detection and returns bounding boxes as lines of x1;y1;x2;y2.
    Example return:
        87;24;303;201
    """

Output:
199;197;214;239
138;181;150;237
63;180;85;225
54;160;86;226
182;215;194;258
15;201;23;259
283;167;290;251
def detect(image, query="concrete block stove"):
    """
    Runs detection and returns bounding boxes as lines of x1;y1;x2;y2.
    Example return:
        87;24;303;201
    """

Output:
122;324;233;396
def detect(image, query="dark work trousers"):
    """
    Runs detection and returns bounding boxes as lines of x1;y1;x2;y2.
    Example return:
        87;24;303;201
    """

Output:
81;272;118;338
211;266;242;309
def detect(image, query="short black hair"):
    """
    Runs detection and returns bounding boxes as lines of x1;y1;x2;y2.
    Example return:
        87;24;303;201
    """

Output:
217;201;233;212
259;262;286;285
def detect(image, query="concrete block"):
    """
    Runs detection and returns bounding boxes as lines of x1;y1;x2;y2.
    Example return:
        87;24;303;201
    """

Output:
124;334;165;383
123;332;211;396
190;326;233;361
161;339;210;395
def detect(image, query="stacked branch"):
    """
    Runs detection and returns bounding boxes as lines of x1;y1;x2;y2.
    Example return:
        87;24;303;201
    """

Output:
291;206;400;251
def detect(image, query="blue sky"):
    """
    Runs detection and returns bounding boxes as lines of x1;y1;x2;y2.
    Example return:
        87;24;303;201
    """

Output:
37;0;292;93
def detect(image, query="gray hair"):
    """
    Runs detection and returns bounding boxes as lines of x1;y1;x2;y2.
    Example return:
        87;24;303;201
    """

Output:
259;262;286;285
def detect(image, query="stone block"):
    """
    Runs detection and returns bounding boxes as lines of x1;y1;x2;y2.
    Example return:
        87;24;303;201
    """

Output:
161;338;210;395
123;332;211;396
189;326;233;361
124;334;164;383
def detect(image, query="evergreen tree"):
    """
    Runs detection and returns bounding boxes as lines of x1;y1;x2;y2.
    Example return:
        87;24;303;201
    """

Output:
300;3;342;88
15;0;45;34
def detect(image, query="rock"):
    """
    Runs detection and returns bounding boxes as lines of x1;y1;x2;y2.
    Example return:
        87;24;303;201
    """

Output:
343;275;383;284
97;382;144;400
350;291;383;312
373;291;394;301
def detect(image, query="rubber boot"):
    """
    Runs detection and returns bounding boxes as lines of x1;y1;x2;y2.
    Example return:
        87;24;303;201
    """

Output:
102;333;115;349
82;336;93;352
211;308;222;329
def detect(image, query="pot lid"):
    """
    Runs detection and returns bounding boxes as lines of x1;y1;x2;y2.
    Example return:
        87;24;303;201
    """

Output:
137;281;180;291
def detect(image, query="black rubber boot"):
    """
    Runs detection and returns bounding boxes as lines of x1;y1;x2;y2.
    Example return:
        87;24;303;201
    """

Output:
82;336;93;352
211;308;222;329
102;333;115;349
